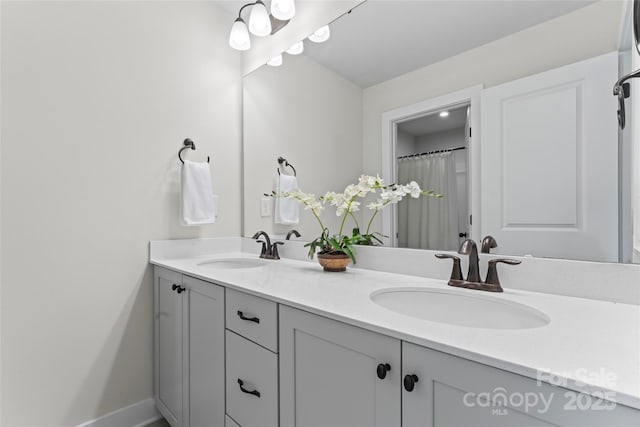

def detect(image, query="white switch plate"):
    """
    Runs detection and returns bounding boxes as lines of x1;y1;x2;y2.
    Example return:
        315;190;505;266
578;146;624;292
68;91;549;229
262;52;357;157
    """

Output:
260;197;272;217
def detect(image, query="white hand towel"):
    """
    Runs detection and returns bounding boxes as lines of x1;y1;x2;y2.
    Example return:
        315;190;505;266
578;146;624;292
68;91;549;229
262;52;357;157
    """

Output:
181;160;215;225
275;174;299;225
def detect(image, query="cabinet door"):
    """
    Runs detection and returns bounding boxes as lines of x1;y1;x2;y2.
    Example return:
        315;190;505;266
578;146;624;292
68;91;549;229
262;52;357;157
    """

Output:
280;305;401;427
184;276;225;427
402;342;640;427
154;267;185;427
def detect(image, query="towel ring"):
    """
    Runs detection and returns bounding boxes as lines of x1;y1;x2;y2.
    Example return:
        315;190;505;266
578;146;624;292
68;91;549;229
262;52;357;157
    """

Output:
179;138;210;164
277;156;296;176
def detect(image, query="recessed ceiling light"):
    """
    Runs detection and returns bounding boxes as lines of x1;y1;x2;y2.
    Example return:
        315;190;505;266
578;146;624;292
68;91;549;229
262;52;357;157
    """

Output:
439;111;450;118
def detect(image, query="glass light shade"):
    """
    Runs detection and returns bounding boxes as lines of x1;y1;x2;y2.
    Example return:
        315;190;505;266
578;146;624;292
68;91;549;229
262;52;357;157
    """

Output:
267;54;283;67
229;18;250;51
249;1;271;37
439;111;450;118
286;41;304;55
271;0;296;21
308;25;330;43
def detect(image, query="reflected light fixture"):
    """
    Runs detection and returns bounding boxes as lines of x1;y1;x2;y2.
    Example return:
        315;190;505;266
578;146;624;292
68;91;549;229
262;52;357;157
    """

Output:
267;54;283;67
248;0;271;36
308;25;330;43
286;41;304;55
271;0;296;21
229;17;251;51
439;111;450;118
229;1;296;51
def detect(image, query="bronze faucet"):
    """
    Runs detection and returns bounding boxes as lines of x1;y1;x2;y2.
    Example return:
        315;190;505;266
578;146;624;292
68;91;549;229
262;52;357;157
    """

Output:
436;238;520;292
286;230;301;240
480;235;497;253
252;231;283;260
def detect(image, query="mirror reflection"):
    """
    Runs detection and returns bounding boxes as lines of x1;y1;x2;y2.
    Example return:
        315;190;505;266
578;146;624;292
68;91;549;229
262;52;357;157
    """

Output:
243;0;635;263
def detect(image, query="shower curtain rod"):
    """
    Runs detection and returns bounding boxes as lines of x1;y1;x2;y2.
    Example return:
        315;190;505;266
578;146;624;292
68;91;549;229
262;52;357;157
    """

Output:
397;146;466;160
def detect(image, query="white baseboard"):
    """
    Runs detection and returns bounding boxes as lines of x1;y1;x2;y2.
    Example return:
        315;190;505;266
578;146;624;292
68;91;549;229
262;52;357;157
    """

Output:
76;398;161;427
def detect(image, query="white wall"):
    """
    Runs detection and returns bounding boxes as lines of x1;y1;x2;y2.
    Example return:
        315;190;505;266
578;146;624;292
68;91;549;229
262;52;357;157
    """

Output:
243;53;362;240
414;128;465;153
395;129;415;157
0;2;242;425
362;1;623;176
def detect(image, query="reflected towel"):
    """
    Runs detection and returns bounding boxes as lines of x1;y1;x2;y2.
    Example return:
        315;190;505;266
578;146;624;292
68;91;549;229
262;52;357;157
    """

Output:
275;174;299;225
181;160;215;225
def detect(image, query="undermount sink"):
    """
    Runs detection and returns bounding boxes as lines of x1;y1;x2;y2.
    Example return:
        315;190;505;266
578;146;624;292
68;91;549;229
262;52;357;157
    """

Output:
197;258;268;269
370;287;550;330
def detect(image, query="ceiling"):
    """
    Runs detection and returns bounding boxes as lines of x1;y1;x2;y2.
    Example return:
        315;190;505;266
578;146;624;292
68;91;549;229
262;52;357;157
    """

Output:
398;105;468;136
294;0;596;88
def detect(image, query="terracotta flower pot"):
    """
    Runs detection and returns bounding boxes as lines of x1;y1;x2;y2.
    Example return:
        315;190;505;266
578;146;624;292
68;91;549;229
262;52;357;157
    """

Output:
317;252;351;272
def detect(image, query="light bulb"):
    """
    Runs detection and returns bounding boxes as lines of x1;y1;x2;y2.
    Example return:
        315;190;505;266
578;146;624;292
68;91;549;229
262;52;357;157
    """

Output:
249;1;271;37
267;55;283;67
439;111;450;118
308;25;330;43
229;18;250;51
271;0;296;21
286;41;304;55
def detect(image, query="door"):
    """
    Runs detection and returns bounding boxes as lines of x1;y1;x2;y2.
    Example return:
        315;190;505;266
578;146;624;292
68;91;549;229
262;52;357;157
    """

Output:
279;305;401;427
154;267;185;427
184;276;225;427
481;52;618;261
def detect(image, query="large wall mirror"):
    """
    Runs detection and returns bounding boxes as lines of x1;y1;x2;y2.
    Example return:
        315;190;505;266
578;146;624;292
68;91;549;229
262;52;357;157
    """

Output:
243;0;638;264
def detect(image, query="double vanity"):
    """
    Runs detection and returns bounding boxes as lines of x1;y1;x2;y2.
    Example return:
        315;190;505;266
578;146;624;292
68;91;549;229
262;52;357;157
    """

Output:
150;237;640;427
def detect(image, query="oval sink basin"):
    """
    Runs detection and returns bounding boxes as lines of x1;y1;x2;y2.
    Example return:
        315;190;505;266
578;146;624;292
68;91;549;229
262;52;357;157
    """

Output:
197;258;268;269
370;288;550;329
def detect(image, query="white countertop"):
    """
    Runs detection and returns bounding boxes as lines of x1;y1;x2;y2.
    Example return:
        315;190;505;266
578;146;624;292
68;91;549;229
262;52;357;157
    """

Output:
150;249;640;410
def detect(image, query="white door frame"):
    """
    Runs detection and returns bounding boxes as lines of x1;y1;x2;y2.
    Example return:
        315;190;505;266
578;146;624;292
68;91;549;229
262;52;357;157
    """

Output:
380;85;482;247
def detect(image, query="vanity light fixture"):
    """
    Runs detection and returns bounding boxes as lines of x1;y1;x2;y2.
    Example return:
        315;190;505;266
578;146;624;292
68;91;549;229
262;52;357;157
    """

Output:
267;54;283;67
286;41;304;55
248;0;272;36
439;111;450;118
271;0;296;21
229;0;295;51
308;25;330;43
229;17;251;51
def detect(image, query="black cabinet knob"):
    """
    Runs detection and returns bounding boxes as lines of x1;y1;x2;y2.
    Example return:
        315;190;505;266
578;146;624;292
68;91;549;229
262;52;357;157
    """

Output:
403;374;419;392
171;284;185;294
171;284;178;291
376;363;391;379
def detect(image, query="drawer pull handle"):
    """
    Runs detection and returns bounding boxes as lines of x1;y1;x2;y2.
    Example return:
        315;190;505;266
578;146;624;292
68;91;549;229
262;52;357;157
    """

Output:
237;310;260;323
403;374;419;392
237;379;261;398
376;363;391;380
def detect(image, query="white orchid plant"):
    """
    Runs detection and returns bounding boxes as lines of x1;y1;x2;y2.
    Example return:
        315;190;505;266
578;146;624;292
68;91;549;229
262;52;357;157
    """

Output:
276;175;441;263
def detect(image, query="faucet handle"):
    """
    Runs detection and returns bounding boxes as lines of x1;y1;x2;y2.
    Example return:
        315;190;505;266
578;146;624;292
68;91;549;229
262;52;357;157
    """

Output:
435;254;463;281
269;242;284;260
485;258;521;290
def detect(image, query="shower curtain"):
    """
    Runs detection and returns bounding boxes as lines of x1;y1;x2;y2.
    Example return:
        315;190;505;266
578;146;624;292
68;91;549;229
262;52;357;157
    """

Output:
397;151;459;250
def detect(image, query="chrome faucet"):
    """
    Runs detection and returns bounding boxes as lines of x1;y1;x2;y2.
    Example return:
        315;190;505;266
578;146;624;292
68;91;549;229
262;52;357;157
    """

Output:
251;231;283;260
436;238;520;292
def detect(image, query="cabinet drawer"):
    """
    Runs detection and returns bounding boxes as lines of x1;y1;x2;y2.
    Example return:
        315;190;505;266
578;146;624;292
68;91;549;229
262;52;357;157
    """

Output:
226;331;278;427
226;289;278;352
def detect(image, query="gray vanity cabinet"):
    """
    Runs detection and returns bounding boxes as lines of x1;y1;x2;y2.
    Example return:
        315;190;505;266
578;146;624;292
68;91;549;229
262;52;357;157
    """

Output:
402;342;640;427
154;267;225;427
279;305;401;427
